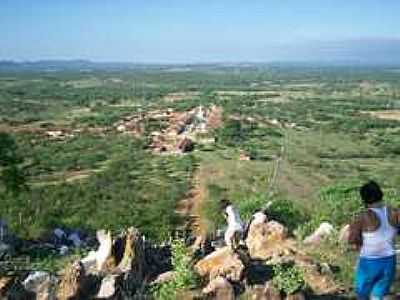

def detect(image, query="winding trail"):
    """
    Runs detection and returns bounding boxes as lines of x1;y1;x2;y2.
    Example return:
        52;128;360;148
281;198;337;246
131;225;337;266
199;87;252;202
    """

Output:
176;166;208;242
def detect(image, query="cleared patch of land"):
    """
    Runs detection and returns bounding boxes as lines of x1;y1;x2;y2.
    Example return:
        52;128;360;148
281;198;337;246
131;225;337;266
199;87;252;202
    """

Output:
365;110;400;121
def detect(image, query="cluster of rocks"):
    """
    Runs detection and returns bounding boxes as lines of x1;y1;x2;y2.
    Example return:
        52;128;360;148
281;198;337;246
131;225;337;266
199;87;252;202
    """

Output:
0;214;349;299
193;214;343;300
0;227;172;299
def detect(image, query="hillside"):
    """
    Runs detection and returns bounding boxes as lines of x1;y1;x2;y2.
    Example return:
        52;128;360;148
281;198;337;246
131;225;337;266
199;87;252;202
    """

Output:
1;65;400;298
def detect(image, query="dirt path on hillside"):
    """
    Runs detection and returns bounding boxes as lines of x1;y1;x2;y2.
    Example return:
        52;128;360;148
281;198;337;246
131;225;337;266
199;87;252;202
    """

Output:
176;167;208;242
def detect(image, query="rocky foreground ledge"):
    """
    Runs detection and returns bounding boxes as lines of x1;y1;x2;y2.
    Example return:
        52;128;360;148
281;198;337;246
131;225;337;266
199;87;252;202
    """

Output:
0;214;347;299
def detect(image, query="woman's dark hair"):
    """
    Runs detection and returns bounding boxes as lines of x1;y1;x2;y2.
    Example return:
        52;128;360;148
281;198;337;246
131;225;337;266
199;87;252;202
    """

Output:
360;180;383;205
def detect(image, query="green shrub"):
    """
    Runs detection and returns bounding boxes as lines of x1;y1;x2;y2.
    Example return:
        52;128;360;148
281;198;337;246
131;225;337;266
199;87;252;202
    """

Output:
294;184;362;239
202;183;227;230
317;184;363;226
236;193;266;221
0;132;27;195
151;239;198;300
268;199;308;232
272;263;306;295
216;119;248;146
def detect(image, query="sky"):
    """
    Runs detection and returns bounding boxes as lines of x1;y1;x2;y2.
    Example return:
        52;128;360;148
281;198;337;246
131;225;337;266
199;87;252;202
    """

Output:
1;0;400;63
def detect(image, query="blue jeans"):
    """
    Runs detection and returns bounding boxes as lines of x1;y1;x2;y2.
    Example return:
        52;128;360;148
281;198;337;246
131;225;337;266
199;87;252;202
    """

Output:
355;255;396;299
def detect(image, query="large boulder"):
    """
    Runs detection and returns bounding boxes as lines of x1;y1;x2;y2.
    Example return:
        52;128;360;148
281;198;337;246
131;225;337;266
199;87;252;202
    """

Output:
0;276;14;298
96;274;120;299
81;227;147;297
246;220;288;260
81;230;113;272
202;276;235;300
56;261;86;300
195;247;245;282
115;227;147;295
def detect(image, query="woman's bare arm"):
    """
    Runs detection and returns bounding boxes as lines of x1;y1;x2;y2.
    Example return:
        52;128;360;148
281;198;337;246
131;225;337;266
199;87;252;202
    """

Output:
348;215;363;250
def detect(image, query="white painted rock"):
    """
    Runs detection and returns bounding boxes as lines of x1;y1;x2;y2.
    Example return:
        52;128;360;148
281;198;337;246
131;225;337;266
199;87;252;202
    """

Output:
96;274;119;299
303;222;335;245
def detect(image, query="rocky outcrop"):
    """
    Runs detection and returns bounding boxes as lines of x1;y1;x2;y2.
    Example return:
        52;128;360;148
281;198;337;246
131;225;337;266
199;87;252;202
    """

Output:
0;277;15;298
80;227;148;298
96;274;120;299
246;220;288;260
56;261;86;300
0;227;151;300
1;218;344;299
195;246;245;282
80;229;113;272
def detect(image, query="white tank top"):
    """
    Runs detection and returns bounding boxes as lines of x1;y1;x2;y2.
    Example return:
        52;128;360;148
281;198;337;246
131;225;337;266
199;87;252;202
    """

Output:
360;207;396;259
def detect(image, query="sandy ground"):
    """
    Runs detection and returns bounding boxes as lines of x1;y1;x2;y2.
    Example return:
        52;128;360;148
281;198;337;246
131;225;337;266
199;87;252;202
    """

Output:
163;91;200;102
364;110;400;121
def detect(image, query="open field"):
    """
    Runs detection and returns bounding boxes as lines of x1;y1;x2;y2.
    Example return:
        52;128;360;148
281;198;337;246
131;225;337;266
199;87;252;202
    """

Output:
1;64;400;294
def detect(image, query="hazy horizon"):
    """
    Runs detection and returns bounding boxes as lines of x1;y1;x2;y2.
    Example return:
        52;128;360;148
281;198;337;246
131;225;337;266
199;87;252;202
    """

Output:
1;1;400;64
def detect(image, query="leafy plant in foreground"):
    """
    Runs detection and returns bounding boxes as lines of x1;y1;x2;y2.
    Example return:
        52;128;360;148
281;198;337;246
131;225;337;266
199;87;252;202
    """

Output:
151;239;198;300
272;263;306;295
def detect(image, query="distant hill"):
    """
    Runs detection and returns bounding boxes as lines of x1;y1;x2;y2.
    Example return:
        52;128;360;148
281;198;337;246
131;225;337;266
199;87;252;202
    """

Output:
1;59;400;73
0;60;163;72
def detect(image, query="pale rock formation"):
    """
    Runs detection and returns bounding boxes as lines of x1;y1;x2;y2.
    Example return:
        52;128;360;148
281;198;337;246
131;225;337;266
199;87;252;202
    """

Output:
81;229;113;272
56;261;85;300
246;220;288;260
195;246;245;282
96;274;119;299
0;277;14;298
303;222;335;245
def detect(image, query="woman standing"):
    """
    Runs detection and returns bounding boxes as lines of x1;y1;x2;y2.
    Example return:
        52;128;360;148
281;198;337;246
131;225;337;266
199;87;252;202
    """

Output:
349;181;399;300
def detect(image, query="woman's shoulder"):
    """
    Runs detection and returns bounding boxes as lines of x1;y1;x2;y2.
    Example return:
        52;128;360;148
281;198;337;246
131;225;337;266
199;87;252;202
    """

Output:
354;209;379;231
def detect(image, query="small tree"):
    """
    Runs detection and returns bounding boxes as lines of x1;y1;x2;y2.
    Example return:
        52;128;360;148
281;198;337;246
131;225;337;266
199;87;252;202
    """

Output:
0;132;27;195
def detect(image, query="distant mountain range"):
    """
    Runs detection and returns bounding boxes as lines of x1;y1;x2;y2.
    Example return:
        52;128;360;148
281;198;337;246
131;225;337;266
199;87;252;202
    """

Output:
0;59;399;72
0;60;165;72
